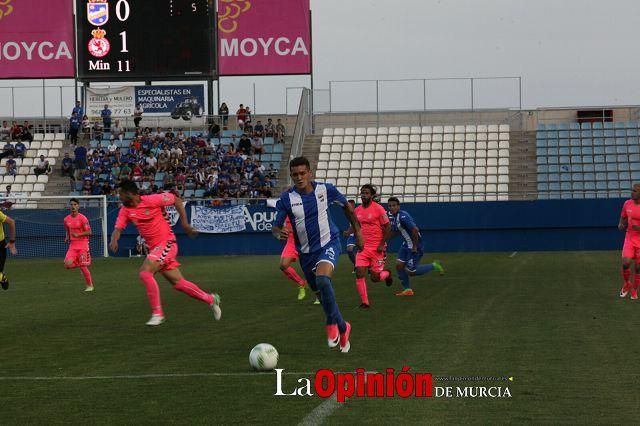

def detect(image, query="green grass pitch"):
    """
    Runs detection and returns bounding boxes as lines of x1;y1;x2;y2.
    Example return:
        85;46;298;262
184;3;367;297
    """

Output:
1;251;638;424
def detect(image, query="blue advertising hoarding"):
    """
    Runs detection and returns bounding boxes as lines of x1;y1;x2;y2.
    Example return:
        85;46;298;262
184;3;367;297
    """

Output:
134;85;205;116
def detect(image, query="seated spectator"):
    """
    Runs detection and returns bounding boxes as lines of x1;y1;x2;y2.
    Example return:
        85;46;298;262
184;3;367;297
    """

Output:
245;106;252;124
5;156;16;176
238;134;252;156
253;120;265;138
131;163;143;181
92;122;103;142
276;118;286;144
34;155;50;176
119;162;132;180
21;121;33;142
113;120;125;141
82;115;91;135
252;136;263;157
265;118;275;137
14;141;26;159
2;142;15;158
243;122;253;135
208;121;221;139
108;139;118;156
0;121;10;141
266;163;277;178
165;128;175;140
10;121;22;141
61;153;74;179
249;175;262;198
145;153;158;171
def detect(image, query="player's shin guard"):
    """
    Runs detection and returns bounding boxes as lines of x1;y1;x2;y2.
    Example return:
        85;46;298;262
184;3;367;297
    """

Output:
79;266;93;287
398;268;411;289
316;275;346;333
173;278;214;304
355;277;369;305
413;263;435;276
282;266;305;287
139;271;163;316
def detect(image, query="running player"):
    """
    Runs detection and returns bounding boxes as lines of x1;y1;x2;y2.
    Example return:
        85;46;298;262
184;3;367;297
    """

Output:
280;216;308;300
273;157;362;353
63;198;94;291
387;197;444;296
0;208;17;290
109;180;221;326
352;184;393;308
619;183;640;299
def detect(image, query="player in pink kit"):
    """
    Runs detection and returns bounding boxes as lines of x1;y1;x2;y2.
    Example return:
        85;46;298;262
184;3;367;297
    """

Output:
352;184;392;308
280;216;308;300
618;183;640;299
109;180;221;326
63;198;94;292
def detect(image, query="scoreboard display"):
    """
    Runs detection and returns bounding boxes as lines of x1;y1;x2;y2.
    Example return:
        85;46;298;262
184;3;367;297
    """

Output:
76;0;214;81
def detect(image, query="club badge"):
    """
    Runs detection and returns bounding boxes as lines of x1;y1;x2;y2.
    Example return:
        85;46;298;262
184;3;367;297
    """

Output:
88;28;110;58
87;0;109;26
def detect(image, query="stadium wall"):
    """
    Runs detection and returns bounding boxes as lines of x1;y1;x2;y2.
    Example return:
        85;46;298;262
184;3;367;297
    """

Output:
98;198;626;256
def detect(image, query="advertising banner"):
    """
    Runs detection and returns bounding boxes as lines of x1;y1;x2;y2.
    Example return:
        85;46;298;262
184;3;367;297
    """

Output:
135;85;205;117
0;0;75;78
191;205;246;233
86;86;135;118
217;0;311;75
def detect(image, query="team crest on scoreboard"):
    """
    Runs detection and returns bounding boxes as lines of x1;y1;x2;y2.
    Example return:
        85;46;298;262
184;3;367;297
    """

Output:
88;28;110;58
87;0;109;26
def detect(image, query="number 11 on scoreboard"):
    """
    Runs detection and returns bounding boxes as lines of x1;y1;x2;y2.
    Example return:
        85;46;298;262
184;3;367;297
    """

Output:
117;60;130;72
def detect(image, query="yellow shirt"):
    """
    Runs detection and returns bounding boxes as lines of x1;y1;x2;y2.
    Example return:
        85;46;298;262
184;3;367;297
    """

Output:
0;211;7;241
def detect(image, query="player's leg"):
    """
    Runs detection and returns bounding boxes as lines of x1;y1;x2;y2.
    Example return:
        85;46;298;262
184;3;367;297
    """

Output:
395;246;413;296
160;267;221;320
315;250;351;353
346;244;357;268
77;246;94;291
368;250;392;287
280;245;306;300
354;249;370;307
0;240;8;290
621;239;634;297
138;258;165;325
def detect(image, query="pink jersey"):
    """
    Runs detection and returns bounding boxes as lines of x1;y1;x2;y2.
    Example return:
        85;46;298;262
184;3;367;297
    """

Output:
64;213;91;246
355;201;389;249
284;216;295;245
622;199;640;245
115;193;176;248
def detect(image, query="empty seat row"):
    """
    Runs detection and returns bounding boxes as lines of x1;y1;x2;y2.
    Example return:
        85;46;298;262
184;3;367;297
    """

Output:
322;134;509;145
537;121;640;130
323;124;510;136
32;133;66;141
321;141;509;153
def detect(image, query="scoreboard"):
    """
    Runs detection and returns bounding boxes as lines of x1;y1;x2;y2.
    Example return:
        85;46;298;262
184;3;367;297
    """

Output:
76;0;214;81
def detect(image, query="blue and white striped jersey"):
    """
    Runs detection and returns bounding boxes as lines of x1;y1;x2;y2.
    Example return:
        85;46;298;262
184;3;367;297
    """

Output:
275;182;347;254
388;209;421;249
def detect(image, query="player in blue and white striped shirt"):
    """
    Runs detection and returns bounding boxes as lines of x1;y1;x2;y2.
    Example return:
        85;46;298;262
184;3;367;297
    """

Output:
273;157;362;353
387;197;444;296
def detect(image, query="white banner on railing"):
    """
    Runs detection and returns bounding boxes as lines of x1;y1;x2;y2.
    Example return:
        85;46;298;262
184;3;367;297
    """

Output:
190;205;246;234
86;86;135;118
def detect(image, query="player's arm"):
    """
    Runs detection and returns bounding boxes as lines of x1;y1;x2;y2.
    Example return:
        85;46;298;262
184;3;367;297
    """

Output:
342;225;354;237
378;222;392;253
73;218;92;238
64;224;70;243
272;200;289;241
342;203;363;250
410;228;421;253
4;215;16;255
173;195;197;238
620;205;629;231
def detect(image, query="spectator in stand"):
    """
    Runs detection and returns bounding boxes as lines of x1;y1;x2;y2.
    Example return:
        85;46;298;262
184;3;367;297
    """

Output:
265;118;275;137
74;143;88;176
245;106;252;125
0;121;10;141
252;136;263;158
131;163;143;181
69;111;82;147
219;102;229;127
21;121;33;142
276;118;286;144
14;141;26;159
243;121;253;135
208;120;221;139
108;139;118;156
266;163;277;178
5;156;16;176
92;121;103;142
145;152;158;172
249;175;261;198
2;141;14;158
82;115;91;136
113;119;125;141
10;121;21;141
119;162;132;180
253;120;265;138
61;153;74;179
238;134;252;156
157;152;170;172
34;155;50;176
236;104;248;128
254;159;266;177
72;100;84;117
101;104;112;132
133;103;143;128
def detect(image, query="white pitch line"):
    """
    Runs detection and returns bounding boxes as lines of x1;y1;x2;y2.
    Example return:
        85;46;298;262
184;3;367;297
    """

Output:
0;372;317;381
298;396;341;426
509;251;518;258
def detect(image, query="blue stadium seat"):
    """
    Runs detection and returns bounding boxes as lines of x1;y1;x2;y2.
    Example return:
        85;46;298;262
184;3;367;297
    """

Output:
615;122;625;129
616;145;628;154
605;146;616;154
630;154;640;162
537;156;547;165
573;182;584;190
604;130;615;138
583;164;595;172
548;165;560;173
583;172;595;181
546;138;558;148
569;130;580;138
546;131;558;139
572;192;585;199
536;139;546;148
536;124;546;131
549;193;561;199
571;155;581;164
627;129;638;136
559;147;570;155
593;130;604;138
608;181;620;190
620;172;631;181
593;155;605;164
592;122;603;129
582;155;593;164
547;123;558;130
559;156;570;164
90;140;99;148
560;173;571;181
581;147;593;155
572;164;583;172
632;172;640;180
615;137;627;145
629;143;640;154
607;172;619;180
183;189;195;198
549;182;560;191
536;148;546;156
596;181;607;190
261;154;271;162
271;154;283;162
605;155;616;163
537;165;548;173
580;122;591;129
631;163;640;171
569;123;580;130
125;132;135;138
548;174;559;182
585;182;596;190
604;122;614;129
264;137;275;145
572;173;583;181
272;144;284;153
570;138;581;147
604;137;615;146
538;193;549;200
615;130;626;137
581;130;592;138
548;148;559;156
69;191;80;196
559;130;569;138
537;183;548;191
561;182;571;190
570;147;581;155
194;189;205;197
559;139;569;147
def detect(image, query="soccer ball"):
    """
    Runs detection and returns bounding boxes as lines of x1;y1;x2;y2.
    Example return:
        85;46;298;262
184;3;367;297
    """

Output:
249;343;279;371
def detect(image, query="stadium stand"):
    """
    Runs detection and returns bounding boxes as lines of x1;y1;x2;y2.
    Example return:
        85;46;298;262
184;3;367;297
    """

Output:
536;121;640;199
316;124;511;202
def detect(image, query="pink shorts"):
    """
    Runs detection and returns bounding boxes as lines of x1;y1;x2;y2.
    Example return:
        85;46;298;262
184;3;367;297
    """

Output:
622;238;640;261
355;247;386;273
281;239;299;261
65;244;91;267
147;240;180;271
